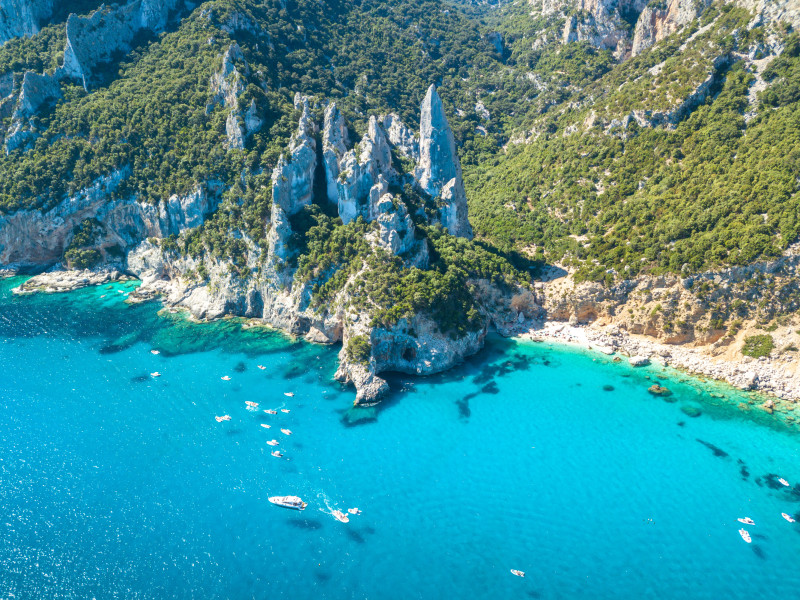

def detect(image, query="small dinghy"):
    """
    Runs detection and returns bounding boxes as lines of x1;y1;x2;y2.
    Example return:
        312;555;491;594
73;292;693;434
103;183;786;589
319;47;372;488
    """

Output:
264;409;277;415
260;424;271;429
781;513;796;523
221;376;231;381
271;450;283;457
510;570;525;578
778;478;790;487
215;415;231;423
332;510;349;523
739;529;751;543
269;495;305;510
281;428;292;435
281;409;290;413
737;518;755;525
267;440;279;446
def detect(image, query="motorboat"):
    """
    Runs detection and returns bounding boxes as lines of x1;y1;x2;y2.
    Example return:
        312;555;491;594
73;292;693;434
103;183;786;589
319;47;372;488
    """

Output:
782;513;796;523
270;450;282;458
332;510;349;523
281;409;290;413
269;495;306;510
264;409;277;415
257;365;266;370
221;376;231;381
739;529;751;543
260;424;271;429
267;440;279;446
510;570;525;578
281;428;292;435
284;392;294;397
215;415;231;423
150;350;160;355
151;372;161;377
245;401;259;408
737;518;755;525
347;508;361;515
778;478;790;487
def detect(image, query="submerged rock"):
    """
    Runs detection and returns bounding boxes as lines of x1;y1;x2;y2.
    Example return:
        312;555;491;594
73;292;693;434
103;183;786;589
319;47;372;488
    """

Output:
648;384;672;396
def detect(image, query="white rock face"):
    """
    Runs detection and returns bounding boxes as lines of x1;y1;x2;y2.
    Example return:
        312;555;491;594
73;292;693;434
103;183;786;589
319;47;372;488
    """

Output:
416;85;472;238
208;43;262;150
270;96;317;216
0;0;55;46
335;116;397;224
380;113;419;161
631;0;711;56
0;169;222;270
61;0;180;86
322;102;350;205
375;194;419;259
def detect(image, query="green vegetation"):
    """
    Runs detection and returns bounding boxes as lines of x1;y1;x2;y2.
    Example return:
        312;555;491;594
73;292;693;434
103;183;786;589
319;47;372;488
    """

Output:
741;334;775;358
346;335;372;365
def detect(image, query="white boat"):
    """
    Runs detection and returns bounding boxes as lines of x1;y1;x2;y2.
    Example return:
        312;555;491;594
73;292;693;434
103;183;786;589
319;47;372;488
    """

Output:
257;365;266;370
245;401;259;408
778;478;790;487
281;409;290;413
281;428;292;435
739;529;751;543
737;518;755;525
150;350;160;355
269;495;306;510
260;424;271;429
332;510;349;523
151;372;161;377
264;409;277;415
510;570;525;578
221;375;231;381
270;450;282;458
782;513;796;523
284;392;294;397
267;440;279;446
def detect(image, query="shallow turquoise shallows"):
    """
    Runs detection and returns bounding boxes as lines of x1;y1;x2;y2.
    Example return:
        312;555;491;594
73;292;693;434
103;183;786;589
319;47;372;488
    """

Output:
1;276;799;599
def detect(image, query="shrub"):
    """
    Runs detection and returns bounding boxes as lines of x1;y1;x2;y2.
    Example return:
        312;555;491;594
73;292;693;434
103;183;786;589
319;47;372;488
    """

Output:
741;334;774;358
346;335;371;366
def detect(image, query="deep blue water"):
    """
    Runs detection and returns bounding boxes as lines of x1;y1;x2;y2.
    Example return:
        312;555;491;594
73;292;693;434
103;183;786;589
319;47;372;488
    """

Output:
0;276;799;599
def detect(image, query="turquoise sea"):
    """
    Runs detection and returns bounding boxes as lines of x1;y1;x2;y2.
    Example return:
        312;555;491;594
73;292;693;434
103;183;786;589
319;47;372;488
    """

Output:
0;276;799;599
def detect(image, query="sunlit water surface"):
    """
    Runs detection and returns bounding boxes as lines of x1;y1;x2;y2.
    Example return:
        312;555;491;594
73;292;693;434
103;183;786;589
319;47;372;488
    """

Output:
0;277;798;599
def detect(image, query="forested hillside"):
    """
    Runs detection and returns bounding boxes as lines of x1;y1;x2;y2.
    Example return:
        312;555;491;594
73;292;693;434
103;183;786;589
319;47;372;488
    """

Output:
0;0;799;285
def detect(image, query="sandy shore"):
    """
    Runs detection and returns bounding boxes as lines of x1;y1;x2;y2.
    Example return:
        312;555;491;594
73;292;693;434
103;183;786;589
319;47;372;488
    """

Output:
517;321;800;410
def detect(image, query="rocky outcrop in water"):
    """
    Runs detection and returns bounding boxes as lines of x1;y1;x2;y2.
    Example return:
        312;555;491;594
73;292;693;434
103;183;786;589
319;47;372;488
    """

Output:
120;89;505;404
0;0;56;46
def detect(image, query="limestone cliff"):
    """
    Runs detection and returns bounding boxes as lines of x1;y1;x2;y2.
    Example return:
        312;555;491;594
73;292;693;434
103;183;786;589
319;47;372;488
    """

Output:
208;43;263;149
416;85;473;239
3;0;185;152
0;0;56;46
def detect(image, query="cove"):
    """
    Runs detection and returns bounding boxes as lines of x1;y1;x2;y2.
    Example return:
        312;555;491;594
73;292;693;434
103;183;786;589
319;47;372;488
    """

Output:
0;277;799;599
